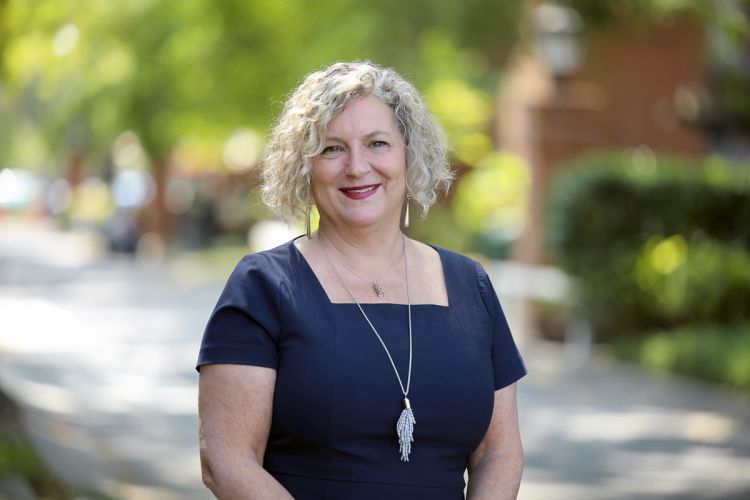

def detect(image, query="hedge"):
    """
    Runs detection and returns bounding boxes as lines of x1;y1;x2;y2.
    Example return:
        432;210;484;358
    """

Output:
614;322;750;391
547;150;750;339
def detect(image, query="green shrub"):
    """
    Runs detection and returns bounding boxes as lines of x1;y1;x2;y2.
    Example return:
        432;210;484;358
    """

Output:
0;439;46;478
547;150;750;339
633;235;750;325
614;323;750;391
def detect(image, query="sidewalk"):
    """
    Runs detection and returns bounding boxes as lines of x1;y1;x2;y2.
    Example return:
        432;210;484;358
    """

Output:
517;341;750;499
0;220;213;499
1;220;750;499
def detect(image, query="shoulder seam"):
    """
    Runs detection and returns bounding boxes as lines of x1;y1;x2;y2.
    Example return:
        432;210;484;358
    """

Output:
474;261;494;318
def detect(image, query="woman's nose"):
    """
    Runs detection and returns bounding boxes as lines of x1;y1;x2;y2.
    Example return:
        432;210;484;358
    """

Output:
344;146;370;176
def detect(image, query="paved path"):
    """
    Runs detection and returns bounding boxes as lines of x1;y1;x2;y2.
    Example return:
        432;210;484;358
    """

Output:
518;342;750;499
0;221;212;499
1;220;750;499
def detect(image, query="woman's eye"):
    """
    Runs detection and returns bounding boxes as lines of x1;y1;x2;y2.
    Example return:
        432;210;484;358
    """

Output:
321;145;343;155
370;140;388;148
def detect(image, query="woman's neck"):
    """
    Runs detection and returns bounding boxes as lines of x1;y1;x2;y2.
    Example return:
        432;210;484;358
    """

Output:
316;222;405;274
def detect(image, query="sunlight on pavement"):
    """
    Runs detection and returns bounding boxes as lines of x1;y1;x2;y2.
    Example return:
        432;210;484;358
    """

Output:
0;297;104;353
0;291;208;498
564;408;735;444
115;482;187;500
0;220;106;267
607;448;750;497
518;341;750;500
0;294;200;415
684;411;736;443
3;378;79;415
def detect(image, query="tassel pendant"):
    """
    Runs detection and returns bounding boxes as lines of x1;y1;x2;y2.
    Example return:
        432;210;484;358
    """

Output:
396;397;416;462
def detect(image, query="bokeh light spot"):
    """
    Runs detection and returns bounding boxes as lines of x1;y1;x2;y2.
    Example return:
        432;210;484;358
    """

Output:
53;23;80;56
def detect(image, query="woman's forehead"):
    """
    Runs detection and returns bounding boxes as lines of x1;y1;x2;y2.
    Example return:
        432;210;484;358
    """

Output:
324;95;400;136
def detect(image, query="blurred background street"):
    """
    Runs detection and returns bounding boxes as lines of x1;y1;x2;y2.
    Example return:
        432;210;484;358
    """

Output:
2;0;750;498
2;220;749;499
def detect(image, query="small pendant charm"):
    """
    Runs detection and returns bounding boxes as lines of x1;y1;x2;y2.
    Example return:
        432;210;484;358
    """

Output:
373;282;385;298
396;397;416;462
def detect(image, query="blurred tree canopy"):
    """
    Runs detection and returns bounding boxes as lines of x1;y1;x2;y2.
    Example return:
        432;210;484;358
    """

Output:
0;0;524;175
3;0;747;250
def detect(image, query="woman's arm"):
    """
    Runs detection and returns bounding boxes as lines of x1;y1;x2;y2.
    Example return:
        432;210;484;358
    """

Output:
466;383;524;500
199;364;293;499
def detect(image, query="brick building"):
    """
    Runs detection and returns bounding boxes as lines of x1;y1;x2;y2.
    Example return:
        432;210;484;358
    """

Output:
497;11;707;266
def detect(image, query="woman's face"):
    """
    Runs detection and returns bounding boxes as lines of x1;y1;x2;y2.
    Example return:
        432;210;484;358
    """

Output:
311;94;407;233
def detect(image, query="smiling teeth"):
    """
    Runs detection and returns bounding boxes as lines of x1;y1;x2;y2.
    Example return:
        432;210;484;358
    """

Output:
348;186;376;193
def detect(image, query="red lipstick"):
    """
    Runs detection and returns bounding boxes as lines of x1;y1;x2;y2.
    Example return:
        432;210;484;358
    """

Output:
340;184;381;200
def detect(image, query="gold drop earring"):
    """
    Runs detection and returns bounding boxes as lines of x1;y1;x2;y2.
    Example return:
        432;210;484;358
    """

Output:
403;195;410;228
306;201;312;238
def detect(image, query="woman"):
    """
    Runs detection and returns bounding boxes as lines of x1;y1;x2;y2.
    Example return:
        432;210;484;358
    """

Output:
197;61;526;499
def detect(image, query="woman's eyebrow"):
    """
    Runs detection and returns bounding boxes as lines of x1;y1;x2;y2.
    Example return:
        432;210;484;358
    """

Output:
324;130;393;143
364;130;392;138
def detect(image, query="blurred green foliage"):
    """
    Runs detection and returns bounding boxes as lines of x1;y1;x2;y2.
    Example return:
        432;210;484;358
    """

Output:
615;322;750;391
0;0;522;174
454;152;530;236
0;0;539;255
0;438;46;479
548;149;750;338
405;151;531;258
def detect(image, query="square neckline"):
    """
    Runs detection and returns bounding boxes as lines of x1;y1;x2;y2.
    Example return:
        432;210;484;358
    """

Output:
289;236;451;309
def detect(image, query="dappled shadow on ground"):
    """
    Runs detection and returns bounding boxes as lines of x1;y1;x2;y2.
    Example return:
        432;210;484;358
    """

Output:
518;342;750;500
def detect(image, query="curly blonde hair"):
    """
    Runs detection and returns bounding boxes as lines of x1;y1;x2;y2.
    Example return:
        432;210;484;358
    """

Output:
260;61;452;222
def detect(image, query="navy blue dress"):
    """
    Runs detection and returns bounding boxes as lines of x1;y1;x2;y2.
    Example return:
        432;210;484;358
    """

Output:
197;239;526;499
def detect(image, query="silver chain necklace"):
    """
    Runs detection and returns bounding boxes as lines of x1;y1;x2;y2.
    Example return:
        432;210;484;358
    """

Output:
333;243;404;298
319;233;416;462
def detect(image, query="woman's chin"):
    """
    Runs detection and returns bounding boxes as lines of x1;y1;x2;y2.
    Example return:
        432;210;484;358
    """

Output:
333;212;394;230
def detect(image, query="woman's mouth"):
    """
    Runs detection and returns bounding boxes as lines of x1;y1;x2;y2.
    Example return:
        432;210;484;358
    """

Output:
340;184;380;200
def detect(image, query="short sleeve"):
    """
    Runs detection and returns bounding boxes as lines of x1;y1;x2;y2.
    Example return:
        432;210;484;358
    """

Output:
476;263;527;390
196;254;283;371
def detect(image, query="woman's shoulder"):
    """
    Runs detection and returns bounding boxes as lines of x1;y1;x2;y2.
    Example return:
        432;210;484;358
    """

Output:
423;242;500;301
228;238;301;286
421;242;485;274
236;238;297;265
